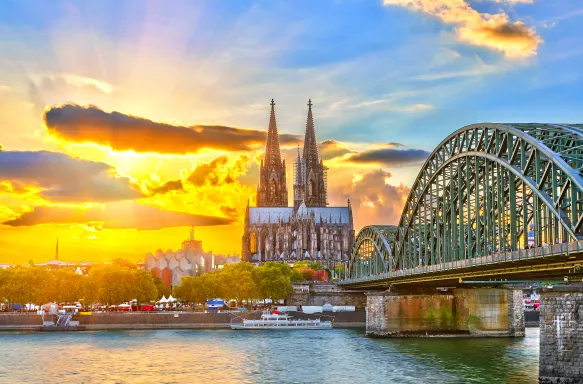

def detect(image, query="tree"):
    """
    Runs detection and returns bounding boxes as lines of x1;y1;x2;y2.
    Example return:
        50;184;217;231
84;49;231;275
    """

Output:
297;267;316;281
84;264;155;305
290;268;305;282
218;262;259;306
174;276;206;304
131;269;158;303
253;262;293;302
152;275;171;299
1;267;33;306
308;262;324;271
112;258;137;269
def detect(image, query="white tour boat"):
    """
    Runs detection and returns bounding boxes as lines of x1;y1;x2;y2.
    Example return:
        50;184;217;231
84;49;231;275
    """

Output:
230;310;333;330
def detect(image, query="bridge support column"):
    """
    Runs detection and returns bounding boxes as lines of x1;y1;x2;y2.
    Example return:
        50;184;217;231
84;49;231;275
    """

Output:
366;288;524;337
539;285;583;384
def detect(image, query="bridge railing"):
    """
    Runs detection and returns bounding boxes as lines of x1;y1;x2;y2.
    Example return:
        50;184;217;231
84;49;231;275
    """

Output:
342;240;583;284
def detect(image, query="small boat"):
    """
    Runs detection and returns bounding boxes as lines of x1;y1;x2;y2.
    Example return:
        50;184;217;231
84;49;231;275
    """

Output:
230;310;333;330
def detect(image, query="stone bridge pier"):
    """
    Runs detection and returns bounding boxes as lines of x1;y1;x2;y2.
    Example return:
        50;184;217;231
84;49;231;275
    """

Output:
539;285;583;384
366;288;524;337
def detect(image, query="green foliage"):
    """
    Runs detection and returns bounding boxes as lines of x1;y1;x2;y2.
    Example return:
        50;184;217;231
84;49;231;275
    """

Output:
0;264;159;306
217;262;258;303
173;261;295;305
297;267;316;281
308;262;325;271
290;269;305;282
152;275;171;299
253;262;293;302
333;264;347;279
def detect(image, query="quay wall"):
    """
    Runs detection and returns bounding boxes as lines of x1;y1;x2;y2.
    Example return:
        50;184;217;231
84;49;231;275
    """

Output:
0;311;365;330
288;283;367;308
366;288;524;338
539;286;583;383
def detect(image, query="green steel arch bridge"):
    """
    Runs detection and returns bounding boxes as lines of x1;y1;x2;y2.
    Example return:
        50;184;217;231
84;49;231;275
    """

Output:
342;123;583;289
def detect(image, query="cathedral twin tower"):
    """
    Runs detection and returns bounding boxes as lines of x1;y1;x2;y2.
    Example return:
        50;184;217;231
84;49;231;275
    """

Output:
257;99;327;209
242;99;354;264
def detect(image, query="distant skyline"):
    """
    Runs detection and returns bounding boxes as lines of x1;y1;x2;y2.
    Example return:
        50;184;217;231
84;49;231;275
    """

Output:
1;0;582;264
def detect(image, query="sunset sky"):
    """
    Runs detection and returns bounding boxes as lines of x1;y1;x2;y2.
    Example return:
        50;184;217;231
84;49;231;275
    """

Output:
1;0;582;264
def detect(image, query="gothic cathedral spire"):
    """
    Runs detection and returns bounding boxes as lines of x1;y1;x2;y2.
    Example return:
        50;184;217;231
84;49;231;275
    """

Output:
257;99;288;207
265;99;282;166
302;99;319;169
301;99;327;207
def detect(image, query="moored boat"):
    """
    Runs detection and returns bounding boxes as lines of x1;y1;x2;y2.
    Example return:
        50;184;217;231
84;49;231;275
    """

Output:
230;310;333;330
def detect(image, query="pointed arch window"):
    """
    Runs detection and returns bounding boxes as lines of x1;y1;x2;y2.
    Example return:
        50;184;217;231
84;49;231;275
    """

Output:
270;180;277;199
250;232;258;253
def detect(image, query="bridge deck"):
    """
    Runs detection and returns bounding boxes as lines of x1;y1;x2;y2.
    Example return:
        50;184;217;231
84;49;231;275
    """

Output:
341;241;583;288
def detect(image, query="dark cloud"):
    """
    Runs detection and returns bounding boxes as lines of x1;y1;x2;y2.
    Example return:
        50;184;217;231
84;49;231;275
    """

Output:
3;202;233;229
344;147;429;167
220;206;239;220
318;140;355;160
0;150;143;202
147;179;185;195
187;155;248;187
43;104;302;154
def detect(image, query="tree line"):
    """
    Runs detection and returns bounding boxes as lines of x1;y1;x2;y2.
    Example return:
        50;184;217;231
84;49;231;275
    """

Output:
174;262;305;305
0;259;337;308
0;259;158;307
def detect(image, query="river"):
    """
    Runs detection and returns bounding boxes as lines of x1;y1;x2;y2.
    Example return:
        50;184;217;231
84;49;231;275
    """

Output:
0;327;539;383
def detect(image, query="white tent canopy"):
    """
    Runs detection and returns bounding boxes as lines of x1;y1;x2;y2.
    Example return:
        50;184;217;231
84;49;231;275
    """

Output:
167;295;176;302
158;296;168;303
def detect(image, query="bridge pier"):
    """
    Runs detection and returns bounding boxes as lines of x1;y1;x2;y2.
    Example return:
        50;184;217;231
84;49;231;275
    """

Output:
366;288;524;337
539;285;583;384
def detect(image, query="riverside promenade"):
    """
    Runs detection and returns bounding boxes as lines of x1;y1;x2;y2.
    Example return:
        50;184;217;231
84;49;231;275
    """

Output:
0;310;366;331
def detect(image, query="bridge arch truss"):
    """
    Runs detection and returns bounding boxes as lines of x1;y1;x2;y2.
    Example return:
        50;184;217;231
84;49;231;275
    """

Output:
348;123;583;279
348;225;395;279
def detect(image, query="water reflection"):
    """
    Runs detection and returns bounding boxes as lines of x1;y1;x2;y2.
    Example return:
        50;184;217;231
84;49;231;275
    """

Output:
0;328;539;383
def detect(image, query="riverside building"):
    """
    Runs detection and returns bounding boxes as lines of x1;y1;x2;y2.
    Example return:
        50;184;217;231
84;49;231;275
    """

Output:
145;228;240;288
241;100;354;266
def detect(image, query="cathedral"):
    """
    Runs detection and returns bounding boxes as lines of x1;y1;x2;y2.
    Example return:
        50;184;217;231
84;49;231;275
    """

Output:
241;100;354;266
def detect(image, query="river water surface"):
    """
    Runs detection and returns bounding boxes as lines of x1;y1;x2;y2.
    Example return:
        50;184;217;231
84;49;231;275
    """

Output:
0;327;539;383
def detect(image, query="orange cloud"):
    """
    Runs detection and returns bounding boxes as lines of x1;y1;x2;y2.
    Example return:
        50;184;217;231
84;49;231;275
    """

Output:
187;155;249;187
328;169;410;229
145;179;185;196
384;0;541;58
44;104;302;154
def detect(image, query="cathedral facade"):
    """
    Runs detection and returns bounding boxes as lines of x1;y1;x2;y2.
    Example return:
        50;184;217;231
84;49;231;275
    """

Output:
242;100;354;266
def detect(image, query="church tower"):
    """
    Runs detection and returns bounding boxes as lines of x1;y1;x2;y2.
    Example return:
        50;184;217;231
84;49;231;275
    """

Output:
257;99;288;207
293;146;305;210
301;100;327;207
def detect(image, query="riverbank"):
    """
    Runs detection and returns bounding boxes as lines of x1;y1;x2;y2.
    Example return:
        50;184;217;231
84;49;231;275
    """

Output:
0;310;365;331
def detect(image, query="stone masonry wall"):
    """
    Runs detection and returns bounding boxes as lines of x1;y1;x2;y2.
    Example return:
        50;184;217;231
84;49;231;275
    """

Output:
455;288;524;337
287;283;367;308
366;288;525;338
539;286;583;384
287;292;367;308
